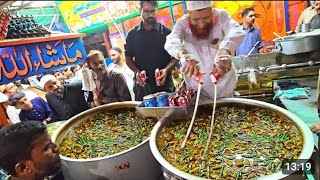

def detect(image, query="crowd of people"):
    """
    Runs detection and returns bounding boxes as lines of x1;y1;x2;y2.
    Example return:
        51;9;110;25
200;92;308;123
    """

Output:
0;1;320;179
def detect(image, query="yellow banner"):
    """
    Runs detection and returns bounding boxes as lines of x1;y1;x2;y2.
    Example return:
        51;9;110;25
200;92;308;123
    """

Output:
58;1;112;33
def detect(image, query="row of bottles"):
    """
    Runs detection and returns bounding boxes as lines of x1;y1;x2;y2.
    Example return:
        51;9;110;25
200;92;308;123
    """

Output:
0;14;51;40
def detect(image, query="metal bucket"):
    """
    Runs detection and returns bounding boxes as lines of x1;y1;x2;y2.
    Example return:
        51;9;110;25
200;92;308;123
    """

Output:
51;101;162;180
149;98;314;180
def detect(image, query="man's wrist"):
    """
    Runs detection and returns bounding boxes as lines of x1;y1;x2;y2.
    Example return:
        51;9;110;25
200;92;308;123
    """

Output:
219;48;231;55
177;49;189;59
134;70;141;76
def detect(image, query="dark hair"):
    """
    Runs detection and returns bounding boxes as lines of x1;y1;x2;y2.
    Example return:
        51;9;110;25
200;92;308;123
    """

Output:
62;66;70;73
70;65;78;73
242;7;255;18
173;60;180;68
7;92;25;106
0;121;47;176
110;47;122;54
140;1;158;10
53;70;62;75
78;61;85;68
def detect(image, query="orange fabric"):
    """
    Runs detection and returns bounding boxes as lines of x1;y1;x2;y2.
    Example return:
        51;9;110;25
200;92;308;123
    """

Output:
0;102;12;128
288;1;308;31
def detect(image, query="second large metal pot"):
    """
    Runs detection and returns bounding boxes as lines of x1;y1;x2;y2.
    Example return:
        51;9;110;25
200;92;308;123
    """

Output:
149;98;314;180
51;102;162;180
273;30;320;55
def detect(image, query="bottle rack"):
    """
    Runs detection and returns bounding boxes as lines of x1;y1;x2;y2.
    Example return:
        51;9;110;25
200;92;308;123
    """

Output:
5;14;51;39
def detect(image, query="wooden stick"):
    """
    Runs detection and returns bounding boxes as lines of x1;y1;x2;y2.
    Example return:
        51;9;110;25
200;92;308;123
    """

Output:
273;32;284;40
202;83;217;157
181;83;202;149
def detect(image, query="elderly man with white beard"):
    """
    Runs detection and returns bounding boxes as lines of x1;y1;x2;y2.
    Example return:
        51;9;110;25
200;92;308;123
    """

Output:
165;1;245;101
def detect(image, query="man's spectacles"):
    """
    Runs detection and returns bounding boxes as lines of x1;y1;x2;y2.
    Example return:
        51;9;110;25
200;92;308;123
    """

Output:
142;9;157;14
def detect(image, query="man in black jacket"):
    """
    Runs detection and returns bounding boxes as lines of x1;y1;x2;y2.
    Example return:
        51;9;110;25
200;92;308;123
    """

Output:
40;74;89;121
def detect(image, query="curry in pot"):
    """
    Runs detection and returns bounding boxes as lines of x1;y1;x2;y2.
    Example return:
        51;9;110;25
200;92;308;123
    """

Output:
59;109;157;159
157;106;303;179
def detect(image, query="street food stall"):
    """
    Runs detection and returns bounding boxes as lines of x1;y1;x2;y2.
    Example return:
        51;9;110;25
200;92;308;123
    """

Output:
0;1;319;180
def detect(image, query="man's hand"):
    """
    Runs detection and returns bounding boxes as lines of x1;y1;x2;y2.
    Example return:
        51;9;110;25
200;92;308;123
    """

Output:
182;58;199;78
43;118;52;125
136;72;147;87
286;31;295;35
157;68;168;86
215;49;232;77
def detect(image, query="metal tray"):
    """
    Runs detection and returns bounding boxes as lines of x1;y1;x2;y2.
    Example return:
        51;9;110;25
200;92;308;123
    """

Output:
136;94;196;119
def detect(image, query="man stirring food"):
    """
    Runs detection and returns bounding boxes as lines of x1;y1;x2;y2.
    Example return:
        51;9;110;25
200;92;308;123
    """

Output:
164;1;244;101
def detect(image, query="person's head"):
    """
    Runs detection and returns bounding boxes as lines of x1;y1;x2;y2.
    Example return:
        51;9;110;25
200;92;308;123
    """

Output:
1;82;19;96
312;1;320;14
242;7;256;26
70;64;81;74
8;92;32;110
0;121;60;179
140;1;158;25
186;1;214;39
53;70;64;81
172;61;181;76
110;47;123;65
62;66;74;79
40;75;63;97
86;50;107;75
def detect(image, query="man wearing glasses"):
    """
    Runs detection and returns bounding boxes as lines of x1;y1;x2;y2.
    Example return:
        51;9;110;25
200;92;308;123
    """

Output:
236;7;264;56
125;1;177;101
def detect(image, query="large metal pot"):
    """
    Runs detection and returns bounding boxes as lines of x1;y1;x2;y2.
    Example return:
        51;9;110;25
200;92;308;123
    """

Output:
149;98;314;180
51;102;162;180
273;30;320;55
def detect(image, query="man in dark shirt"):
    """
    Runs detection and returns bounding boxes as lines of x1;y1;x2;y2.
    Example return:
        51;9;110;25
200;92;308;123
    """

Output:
310;1;320;30
40;74;89;121
125;0;178;101
86;50;131;105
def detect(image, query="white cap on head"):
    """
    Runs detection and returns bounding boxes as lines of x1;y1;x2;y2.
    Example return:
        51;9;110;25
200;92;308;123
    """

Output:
40;74;56;90
186;1;213;11
0;92;8;103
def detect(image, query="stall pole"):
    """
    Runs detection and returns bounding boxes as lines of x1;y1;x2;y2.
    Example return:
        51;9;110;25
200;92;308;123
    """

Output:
284;0;290;32
121;22;127;39
168;1;175;25
102;2;126;44
49;14;57;30
182;1;187;15
102;32;111;57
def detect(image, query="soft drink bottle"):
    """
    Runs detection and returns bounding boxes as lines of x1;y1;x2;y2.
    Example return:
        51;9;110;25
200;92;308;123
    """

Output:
155;68;161;86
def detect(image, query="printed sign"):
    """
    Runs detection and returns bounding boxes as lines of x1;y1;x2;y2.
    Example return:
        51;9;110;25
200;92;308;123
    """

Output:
57;1;112;33
0;38;87;85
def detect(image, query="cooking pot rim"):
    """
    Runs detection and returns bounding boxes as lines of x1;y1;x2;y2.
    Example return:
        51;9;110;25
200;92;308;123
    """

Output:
149;98;314;180
52;101;154;162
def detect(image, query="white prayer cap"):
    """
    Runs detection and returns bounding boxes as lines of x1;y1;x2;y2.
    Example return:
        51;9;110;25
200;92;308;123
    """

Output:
40;74;56;90
0;92;8;103
186;1;213;11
